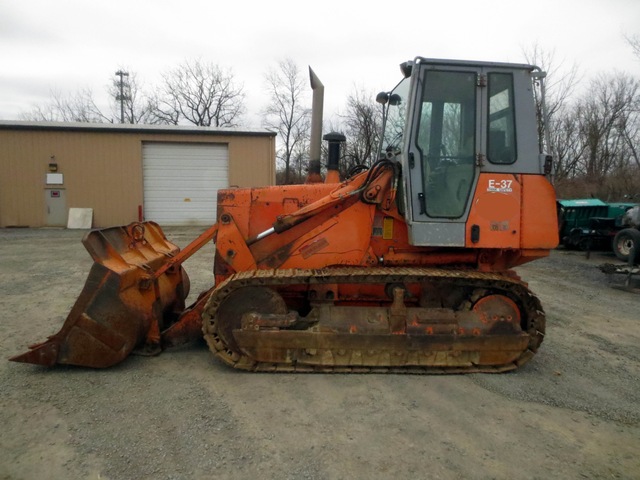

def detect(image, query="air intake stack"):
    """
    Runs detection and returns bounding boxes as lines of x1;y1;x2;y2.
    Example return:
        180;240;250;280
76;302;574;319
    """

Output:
323;132;346;183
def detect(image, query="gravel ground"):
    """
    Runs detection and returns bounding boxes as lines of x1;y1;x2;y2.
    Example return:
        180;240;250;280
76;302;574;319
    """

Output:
1;227;639;480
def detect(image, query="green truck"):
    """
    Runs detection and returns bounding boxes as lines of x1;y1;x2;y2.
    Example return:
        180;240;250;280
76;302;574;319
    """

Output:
557;198;640;263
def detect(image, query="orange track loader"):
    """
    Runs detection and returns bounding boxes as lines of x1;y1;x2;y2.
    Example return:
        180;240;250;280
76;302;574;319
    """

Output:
11;57;558;372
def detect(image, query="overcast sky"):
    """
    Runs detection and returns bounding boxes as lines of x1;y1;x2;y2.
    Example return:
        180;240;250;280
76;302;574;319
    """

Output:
1;0;639;127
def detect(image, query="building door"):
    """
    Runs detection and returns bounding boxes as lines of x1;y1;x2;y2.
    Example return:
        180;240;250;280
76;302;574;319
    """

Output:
45;188;67;226
142;143;229;226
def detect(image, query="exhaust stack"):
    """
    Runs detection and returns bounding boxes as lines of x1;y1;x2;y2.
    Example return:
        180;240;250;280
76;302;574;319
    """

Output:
306;67;324;183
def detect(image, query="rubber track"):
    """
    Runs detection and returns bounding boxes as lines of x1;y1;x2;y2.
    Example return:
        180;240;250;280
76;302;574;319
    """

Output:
202;267;546;373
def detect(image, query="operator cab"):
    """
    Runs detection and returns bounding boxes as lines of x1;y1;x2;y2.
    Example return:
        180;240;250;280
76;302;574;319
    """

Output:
378;57;550;247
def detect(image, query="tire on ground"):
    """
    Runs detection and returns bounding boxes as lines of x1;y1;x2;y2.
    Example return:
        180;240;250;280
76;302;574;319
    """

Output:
612;228;640;263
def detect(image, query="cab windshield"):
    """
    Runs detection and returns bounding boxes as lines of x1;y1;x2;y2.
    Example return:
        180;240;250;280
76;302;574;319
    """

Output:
379;77;411;157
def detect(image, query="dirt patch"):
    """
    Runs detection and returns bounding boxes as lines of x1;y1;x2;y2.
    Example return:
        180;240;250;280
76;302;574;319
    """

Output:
1;228;639;479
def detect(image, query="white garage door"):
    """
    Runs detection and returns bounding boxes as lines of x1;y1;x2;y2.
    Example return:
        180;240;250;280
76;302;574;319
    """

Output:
142;143;228;226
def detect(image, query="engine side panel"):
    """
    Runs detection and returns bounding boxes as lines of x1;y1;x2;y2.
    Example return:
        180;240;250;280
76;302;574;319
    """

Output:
465;173;522;248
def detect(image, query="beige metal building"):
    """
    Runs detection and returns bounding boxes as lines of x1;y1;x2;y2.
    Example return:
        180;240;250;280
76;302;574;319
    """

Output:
0;121;276;227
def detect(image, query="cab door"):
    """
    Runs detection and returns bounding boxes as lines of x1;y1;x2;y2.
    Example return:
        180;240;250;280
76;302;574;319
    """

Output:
406;66;482;246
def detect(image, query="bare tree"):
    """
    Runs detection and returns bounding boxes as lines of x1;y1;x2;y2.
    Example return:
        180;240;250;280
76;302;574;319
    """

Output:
624;33;640;61
548;107;586;180
620;111;640;170
291;130;311;182
108;70;155;124
152;59;246;127
21;88;110;123
622;33;640;169
576;73;639;179
147;92;180;125
338;87;383;176
553;73;640;199
262;58;310;184
522;43;580;162
523;44;580;118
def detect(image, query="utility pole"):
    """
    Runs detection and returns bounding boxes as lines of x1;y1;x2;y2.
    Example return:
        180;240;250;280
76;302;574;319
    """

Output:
115;70;129;123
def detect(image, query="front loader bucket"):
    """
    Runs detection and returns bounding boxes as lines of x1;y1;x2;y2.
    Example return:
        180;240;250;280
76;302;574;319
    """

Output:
10;222;190;368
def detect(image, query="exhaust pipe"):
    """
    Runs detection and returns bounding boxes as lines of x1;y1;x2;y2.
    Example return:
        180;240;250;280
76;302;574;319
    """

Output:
306;67;324;183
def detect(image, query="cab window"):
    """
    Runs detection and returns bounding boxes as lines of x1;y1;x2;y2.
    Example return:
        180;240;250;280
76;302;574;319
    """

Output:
487;73;517;164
